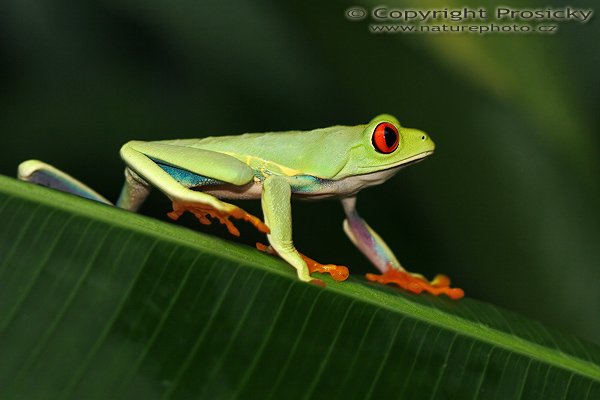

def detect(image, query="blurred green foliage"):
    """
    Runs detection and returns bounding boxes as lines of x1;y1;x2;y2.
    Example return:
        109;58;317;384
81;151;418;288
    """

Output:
1;0;598;343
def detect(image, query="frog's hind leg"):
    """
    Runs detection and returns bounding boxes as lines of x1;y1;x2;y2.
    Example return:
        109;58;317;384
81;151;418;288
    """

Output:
116;167;152;211
18;160;112;205
119;141;269;236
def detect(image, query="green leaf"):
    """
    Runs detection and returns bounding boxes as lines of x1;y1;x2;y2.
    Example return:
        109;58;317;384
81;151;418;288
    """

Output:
1;175;599;399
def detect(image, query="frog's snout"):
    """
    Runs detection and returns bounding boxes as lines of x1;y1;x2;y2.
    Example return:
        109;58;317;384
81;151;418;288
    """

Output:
420;132;435;152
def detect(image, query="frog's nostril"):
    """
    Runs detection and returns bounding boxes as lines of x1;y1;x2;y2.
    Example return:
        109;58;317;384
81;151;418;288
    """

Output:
421;135;426;140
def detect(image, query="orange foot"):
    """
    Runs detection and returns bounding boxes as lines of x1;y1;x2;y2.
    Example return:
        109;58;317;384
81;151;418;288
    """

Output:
256;243;349;282
366;268;464;300
168;200;270;237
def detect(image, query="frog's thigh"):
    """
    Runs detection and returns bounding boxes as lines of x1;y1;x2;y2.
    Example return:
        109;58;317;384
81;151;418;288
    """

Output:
125;141;254;185
261;175;311;282
120;141;253;212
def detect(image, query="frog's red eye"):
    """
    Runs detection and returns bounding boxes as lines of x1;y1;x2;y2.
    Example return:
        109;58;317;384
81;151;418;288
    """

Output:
372;122;399;154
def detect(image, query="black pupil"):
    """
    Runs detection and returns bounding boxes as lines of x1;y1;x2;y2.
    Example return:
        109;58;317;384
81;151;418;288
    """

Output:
383;126;397;148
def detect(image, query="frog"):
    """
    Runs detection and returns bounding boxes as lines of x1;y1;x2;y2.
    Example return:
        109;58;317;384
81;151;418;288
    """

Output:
18;114;464;299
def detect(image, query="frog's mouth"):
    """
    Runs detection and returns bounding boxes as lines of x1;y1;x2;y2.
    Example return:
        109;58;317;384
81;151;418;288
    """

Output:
395;150;434;168
358;150;434;171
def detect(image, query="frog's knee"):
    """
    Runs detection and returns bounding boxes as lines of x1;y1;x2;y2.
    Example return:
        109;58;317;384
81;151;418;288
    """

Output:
18;159;47;180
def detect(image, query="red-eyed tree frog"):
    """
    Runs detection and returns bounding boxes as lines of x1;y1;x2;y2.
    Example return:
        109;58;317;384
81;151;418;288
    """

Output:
18;114;464;299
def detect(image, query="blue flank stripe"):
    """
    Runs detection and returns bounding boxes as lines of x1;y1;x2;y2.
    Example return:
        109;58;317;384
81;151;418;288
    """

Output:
290;175;329;193
156;162;222;188
155;160;329;192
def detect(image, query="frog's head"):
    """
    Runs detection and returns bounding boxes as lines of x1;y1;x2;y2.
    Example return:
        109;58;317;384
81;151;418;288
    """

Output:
344;114;435;176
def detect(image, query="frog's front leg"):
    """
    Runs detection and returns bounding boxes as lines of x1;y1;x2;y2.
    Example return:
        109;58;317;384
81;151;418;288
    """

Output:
341;196;464;299
119;141;268;236
260;175;349;284
261;175;316;283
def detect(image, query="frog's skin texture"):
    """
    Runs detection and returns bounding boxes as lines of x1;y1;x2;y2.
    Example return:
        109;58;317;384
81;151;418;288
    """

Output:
18;115;464;299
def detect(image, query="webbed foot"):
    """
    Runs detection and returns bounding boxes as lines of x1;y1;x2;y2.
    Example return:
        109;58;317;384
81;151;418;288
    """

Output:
301;254;349;282
256;243;349;282
366;266;464;300
168;200;270;237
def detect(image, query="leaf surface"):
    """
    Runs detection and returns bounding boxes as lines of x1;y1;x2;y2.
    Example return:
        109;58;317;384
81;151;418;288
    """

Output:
0;175;599;399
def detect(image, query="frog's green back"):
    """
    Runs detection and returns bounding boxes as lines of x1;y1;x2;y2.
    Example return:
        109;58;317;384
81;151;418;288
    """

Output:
163;125;365;179
158;114;434;180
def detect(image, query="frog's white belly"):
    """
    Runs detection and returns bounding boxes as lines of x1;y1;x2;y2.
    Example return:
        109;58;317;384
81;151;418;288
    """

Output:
198;164;406;201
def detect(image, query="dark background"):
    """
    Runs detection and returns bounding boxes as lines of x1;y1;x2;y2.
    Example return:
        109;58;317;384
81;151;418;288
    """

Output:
1;0;598;344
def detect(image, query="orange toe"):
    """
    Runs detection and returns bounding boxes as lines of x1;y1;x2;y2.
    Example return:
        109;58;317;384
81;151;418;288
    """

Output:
168;200;269;237
255;243;349;282
366;268;464;300
300;254;349;282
